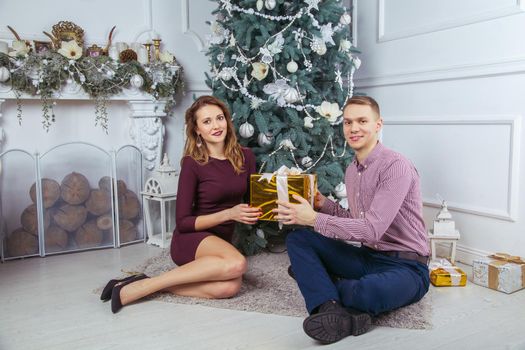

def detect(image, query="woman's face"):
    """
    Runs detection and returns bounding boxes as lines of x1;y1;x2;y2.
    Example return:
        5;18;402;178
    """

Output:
195;104;228;147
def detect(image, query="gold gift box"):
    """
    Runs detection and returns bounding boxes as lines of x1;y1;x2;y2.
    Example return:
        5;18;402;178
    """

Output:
430;266;467;287
250;173;316;221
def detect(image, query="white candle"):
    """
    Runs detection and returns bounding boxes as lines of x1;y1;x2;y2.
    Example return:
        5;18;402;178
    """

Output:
0;41;8;54
138;47;148;64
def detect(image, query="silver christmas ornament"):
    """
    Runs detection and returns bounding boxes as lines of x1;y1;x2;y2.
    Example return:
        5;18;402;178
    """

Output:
283;87;300;103
265;0;276;10
286;60;298;73
256;0;264;11
301;156;313;168
130;74;144;88
340;12;352;25
334;182;347;198
0;66;11;82
239;121;255;138
257;132;273;146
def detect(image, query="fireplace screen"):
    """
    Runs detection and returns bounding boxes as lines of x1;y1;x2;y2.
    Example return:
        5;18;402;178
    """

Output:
0;142;144;260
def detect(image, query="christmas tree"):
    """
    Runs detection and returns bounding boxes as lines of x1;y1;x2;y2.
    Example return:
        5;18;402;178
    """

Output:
205;0;360;254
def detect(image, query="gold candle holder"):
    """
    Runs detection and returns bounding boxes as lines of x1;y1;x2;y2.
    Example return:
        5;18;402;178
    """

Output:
152;38;162;61
143;43;152;64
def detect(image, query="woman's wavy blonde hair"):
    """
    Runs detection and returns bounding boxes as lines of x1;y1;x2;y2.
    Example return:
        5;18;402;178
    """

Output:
183;95;245;174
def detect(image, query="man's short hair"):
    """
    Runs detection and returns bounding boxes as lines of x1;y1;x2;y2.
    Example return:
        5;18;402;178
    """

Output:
344;96;380;118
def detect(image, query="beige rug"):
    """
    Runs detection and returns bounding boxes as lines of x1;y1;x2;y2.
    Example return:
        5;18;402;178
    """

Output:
119;250;433;329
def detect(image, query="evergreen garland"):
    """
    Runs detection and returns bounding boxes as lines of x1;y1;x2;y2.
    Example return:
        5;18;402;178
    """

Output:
0;51;185;132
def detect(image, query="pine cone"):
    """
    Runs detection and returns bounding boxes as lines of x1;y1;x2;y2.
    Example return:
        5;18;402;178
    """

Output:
119;49;137;63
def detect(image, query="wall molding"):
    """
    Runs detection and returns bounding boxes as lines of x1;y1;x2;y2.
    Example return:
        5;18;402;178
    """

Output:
384;114;521;222
378;0;525;43
355;54;525;88
181;0;206;52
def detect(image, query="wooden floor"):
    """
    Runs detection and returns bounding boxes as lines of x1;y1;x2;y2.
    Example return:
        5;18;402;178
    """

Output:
1;244;525;350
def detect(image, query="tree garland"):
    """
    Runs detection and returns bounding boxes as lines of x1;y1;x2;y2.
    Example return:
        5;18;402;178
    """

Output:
0;51;185;132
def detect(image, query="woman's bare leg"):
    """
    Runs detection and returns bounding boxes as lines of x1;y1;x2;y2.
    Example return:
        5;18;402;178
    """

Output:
119;235;246;305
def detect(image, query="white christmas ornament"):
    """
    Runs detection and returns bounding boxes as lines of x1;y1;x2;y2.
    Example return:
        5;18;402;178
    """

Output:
340;12;352;25
256;0;263;11
0;66;10;82
283;87;300;103
265;0;276;10
257;132;273;146
239;121;255;138
334;182;347;198
280;139;296;150
251;62;269;81
301;156;313;168
256;228;265;238
130;74;144;88
286;60;298;73
310;37;327;55
304;116;314;128
219;69;233;81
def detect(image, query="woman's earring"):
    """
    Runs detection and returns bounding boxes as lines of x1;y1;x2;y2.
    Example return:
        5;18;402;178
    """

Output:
196;134;203;148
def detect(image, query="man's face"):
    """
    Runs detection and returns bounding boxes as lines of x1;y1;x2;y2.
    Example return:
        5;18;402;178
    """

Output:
342;104;383;154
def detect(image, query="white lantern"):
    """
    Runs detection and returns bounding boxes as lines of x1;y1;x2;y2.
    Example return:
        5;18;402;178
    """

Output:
142;153;179;248
432;201;456;236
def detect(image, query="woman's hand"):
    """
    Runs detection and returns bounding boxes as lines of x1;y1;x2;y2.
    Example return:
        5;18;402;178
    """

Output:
228;204;261;225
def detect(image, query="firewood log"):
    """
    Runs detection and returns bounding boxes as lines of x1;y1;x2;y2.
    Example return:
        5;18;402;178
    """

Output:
74;220;103;248
96;214;113;231
61;172;90;205
118;190;140;220
29;178;60;208
6;228;39;257
85;189;111;216
53;204;87;232
44;225;68;252
20;204;51;234
119;219;138;243
98;176;127;194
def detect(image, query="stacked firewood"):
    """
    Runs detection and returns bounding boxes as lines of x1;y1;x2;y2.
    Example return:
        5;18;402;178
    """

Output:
6;172;141;257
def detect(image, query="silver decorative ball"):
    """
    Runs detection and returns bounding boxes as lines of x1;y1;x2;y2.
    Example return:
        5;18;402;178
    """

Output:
265;0;276;10
130;74;144;88
0;66;10;82
334;182;347;198
301;156;313;168
239;121;255;138
257;132;273;147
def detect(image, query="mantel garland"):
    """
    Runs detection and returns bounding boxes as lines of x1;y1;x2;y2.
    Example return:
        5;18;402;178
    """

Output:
0;51;185;132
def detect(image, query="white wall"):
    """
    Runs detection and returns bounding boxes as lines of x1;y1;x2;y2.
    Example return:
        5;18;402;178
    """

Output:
354;0;525;261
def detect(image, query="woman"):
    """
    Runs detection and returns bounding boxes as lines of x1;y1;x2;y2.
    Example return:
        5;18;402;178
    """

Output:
101;95;261;313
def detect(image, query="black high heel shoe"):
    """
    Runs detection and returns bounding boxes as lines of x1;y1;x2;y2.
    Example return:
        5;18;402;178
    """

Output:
111;274;149;314
100;273;146;301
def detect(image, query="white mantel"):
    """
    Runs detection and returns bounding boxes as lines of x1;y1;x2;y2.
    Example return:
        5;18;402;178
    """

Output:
0;82;170;171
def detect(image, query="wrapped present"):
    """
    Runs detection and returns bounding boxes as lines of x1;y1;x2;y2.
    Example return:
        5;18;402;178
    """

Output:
472;253;525;294
250;166;316;221
429;258;467;287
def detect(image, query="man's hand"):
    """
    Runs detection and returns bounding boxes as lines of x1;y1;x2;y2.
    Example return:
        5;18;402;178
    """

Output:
274;194;317;226
314;191;327;210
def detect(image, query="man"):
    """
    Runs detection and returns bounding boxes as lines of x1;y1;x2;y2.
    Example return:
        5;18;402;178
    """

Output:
274;96;430;344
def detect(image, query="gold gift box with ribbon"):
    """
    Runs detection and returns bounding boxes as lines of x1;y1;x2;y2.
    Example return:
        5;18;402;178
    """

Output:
429;258;467;287
472;253;525;294
250;166;316;221
430;267;467;287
